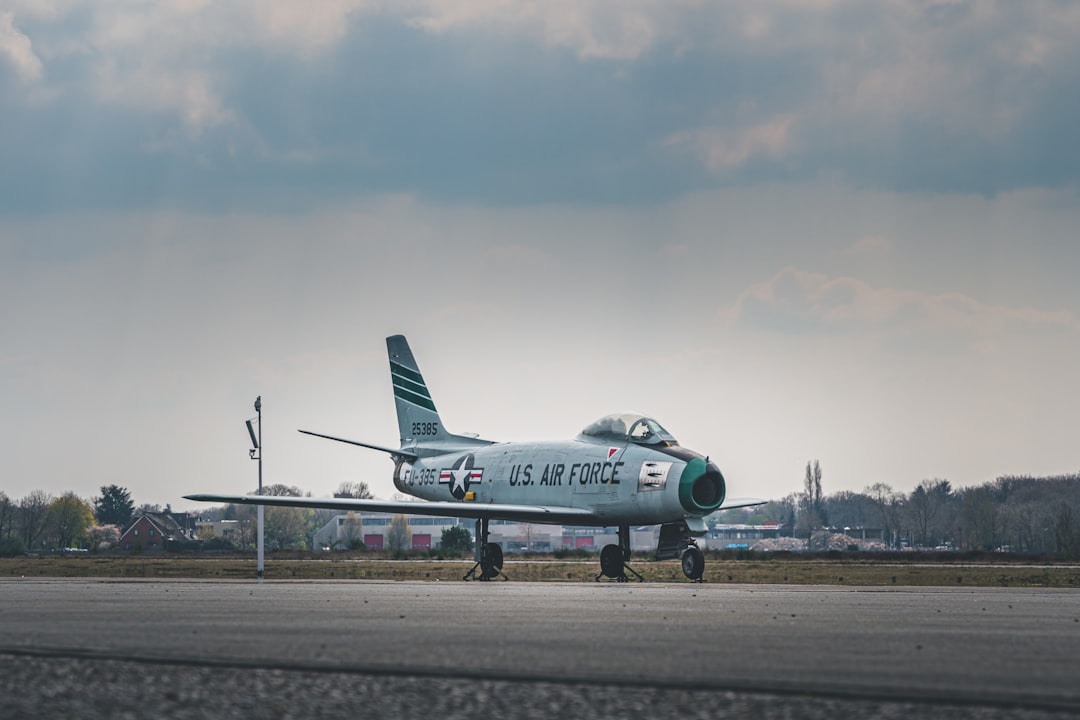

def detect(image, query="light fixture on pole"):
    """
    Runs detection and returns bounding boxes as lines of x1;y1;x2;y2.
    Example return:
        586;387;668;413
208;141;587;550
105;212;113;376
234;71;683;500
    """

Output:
247;396;264;580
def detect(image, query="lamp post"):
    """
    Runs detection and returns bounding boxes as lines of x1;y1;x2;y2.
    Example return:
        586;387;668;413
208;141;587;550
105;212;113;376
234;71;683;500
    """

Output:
247;396;264;580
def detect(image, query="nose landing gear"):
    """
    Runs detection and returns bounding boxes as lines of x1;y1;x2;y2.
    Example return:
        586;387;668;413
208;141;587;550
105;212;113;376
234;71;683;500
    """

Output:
657;520;707;582
680;545;705;582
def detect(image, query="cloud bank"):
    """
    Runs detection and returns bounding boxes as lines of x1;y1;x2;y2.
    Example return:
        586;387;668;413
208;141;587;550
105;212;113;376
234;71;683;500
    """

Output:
1;1;1078;210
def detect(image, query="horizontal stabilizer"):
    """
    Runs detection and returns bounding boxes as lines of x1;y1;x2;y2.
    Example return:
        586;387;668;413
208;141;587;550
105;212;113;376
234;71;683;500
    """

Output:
298;430;418;460
717;497;767;511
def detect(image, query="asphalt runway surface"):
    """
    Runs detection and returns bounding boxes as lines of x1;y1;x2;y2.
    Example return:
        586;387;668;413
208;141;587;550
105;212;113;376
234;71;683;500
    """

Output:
2;579;1078;719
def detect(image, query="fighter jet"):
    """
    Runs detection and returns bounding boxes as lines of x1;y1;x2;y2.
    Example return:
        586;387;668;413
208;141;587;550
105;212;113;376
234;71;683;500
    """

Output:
186;335;764;582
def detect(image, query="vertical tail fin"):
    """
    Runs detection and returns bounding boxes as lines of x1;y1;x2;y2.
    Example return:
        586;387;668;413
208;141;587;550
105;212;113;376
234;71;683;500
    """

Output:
387;334;446;443
387;335;491;454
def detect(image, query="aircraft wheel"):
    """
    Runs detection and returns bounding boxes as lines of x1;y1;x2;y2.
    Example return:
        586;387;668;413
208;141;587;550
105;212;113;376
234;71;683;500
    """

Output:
599;544;625;579
481;542;504;579
681;546;704;581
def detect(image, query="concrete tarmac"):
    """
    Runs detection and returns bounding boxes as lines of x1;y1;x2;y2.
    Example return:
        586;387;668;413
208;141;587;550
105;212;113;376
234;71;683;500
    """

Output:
1;579;1078;719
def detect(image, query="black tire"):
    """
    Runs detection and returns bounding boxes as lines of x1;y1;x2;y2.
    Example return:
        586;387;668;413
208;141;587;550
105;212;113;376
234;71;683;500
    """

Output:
481;542;504;579
681;546;704;580
599;544;625;579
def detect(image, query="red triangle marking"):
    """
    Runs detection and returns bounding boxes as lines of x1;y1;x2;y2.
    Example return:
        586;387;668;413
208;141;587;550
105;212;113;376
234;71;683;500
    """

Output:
608;447;619;460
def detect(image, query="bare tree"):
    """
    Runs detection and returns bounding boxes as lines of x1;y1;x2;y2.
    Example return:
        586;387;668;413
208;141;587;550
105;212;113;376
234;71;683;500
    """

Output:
800;460;825;541
907;479;952;548
311;508;338;538
865;483;901;548
823;491;878;531
338;512;365;550
959;487;1000;551
228;504;256;549
18;490;52;550
334;481;374;499
0;492;15;541
386;514;411;554
258;484;305;497
1053;502;1080;558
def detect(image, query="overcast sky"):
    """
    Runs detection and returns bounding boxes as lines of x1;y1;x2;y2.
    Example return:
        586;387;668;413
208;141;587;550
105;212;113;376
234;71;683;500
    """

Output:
2;1;1078;510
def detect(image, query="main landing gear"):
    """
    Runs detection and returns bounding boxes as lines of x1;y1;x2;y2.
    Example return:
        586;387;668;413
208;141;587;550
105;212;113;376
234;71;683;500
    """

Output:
464;518;506;581
463;519;705;582
657;520;706;582
595;526;644;582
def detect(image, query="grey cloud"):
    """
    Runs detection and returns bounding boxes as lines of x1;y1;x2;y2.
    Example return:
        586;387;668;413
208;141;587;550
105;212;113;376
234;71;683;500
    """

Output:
0;10;44;83
726;266;1080;353
2;3;1078;213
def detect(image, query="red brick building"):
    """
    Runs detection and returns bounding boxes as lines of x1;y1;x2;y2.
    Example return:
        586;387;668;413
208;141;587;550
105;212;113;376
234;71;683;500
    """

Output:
118;512;196;552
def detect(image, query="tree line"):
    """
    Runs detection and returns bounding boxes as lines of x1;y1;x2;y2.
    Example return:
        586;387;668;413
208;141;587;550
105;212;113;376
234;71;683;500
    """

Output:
0;481;380;555
0;478;474;556
719;464;1080;556
6;469;1079;557
0;485;136;555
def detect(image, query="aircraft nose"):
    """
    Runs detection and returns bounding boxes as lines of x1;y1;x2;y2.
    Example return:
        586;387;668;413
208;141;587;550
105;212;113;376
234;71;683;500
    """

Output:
678;457;727;514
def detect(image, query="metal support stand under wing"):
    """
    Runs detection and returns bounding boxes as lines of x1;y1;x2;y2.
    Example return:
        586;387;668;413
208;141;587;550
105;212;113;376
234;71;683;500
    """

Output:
463;518;507;582
595;525;644;583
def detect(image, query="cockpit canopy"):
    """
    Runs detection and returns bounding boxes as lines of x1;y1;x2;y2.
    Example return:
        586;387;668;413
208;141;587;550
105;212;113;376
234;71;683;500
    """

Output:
579;413;679;446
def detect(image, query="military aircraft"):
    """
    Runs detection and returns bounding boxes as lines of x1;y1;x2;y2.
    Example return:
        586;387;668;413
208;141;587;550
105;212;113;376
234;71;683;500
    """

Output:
186;335;764;582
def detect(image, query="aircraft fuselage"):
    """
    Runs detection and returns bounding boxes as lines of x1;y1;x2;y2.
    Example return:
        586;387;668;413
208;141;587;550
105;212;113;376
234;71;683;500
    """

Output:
393;436;726;527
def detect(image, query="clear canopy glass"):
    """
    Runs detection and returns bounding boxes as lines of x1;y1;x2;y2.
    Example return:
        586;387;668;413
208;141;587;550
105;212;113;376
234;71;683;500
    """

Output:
580;413;678;446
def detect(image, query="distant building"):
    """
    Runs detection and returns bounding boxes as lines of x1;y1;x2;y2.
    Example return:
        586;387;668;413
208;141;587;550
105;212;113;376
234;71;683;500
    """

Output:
194;519;241;541
118;511;197;552
706;523;784;549
313;514;794;555
312;513;464;551
559;526;658;553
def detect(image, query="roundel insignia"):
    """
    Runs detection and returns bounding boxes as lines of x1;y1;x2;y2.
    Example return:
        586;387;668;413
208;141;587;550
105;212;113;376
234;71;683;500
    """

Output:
438;454;484;500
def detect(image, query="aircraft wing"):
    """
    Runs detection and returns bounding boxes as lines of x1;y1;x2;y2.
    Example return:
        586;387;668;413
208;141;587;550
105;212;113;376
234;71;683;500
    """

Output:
716;497;768;511
183;493;600;525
